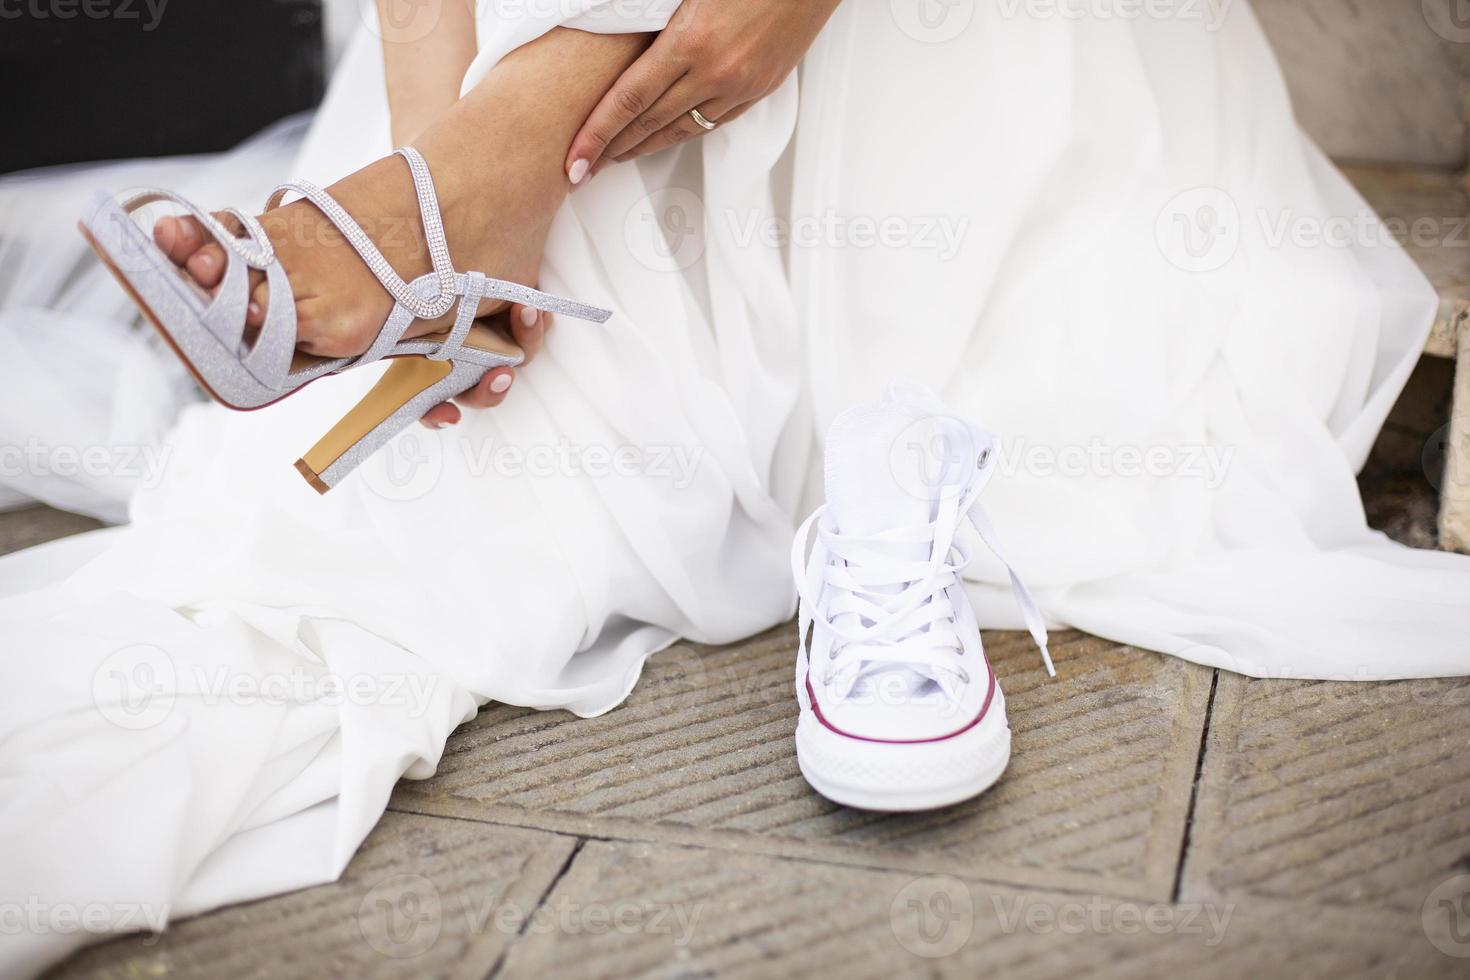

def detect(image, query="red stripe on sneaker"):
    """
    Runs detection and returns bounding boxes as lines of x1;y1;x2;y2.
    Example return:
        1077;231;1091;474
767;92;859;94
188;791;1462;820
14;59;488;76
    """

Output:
804;664;997;744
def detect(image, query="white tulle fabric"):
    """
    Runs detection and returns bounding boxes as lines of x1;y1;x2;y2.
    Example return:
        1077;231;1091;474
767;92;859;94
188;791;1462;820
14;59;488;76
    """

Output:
3;1;1469;974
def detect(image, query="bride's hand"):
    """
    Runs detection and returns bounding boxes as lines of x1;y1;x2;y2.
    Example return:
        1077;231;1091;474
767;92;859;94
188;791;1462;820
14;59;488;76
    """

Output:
419;304;548;428
564;0;843;182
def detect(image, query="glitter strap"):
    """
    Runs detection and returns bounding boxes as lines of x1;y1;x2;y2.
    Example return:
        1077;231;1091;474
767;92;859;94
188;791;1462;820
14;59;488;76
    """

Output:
433;272;486;361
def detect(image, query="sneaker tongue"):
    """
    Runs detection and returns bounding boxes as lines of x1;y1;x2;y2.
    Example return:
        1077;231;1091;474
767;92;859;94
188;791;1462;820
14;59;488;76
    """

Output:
823;402;937;541
824;398;977;540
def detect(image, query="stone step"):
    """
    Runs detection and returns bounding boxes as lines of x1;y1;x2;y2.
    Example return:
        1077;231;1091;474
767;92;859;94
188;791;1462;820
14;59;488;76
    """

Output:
1345;165;1468;359
1255;0;1466;170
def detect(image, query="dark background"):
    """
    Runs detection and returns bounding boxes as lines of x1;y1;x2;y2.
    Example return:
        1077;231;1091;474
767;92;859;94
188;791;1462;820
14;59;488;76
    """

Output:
0;0;327;173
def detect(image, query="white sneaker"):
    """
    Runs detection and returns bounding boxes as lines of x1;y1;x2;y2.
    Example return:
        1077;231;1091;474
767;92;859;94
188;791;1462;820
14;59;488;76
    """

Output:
791;382;1054;811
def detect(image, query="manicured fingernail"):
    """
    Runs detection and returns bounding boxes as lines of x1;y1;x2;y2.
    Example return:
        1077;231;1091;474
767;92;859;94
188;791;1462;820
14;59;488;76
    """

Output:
568;158;590;185
520;306;538;328
489;374;513;394
197;252;217;269
426;420;445;430
248;301;262;320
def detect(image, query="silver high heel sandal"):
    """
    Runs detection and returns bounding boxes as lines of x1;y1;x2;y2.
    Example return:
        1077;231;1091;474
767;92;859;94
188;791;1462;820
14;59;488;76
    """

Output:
78;146;611;494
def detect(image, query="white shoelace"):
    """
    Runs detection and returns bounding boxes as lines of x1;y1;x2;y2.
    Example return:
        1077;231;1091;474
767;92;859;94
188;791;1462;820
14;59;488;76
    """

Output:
792;446;1055;703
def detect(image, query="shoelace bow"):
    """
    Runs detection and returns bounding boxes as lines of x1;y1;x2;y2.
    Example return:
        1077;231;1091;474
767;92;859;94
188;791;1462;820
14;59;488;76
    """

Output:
792;446;1055;702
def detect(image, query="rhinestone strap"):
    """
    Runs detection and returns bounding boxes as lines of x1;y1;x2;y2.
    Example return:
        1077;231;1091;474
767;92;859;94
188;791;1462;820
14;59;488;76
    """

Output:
395;147;459;313
263;148;458;321
121;190;274;268
223;208;273;262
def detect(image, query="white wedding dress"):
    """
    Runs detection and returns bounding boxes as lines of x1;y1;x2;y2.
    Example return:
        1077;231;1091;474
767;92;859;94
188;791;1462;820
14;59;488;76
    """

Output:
3;1;1469;974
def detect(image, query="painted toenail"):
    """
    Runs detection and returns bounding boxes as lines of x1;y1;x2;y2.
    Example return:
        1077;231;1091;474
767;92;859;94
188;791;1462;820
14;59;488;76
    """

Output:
489;374;513;394
520;306;538;328
248;302;262;319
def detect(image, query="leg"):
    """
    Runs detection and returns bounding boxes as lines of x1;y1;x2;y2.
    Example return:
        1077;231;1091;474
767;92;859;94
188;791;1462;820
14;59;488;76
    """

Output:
153;27;653;358
375;0;479;148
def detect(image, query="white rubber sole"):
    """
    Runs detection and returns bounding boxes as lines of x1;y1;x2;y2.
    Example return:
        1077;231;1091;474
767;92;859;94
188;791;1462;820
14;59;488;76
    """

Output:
795;689;1011;812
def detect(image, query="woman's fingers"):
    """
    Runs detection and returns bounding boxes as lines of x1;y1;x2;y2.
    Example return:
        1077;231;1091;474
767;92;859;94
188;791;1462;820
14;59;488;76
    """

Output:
566;37;688;184
511;304;548;363
415;304;548;428
599;76;707;162
418;367;516;427
420;401;462;429
613;99;752;163
454;367;516;409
